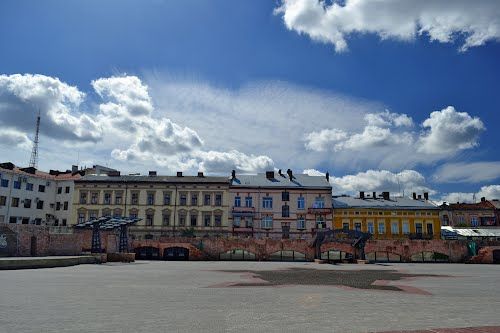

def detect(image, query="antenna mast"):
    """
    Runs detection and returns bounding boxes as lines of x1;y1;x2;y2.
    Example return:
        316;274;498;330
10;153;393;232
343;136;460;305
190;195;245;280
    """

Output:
29;110;41;168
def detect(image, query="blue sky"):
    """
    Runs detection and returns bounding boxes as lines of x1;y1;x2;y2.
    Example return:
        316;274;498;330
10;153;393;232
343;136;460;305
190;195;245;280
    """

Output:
1;0;500;201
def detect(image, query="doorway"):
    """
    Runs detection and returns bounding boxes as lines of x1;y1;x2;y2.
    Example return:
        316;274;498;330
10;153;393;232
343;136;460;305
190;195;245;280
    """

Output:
30;236;37;256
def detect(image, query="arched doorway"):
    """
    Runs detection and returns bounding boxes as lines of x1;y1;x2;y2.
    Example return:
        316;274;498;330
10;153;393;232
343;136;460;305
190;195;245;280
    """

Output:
163;247;189;261
135;246;160;260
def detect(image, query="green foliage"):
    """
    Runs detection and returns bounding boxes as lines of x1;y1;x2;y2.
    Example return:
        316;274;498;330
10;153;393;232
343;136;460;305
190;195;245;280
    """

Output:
180;227;196;238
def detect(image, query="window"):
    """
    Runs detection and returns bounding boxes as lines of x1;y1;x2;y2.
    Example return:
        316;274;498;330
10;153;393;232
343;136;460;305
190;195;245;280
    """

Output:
147;192;155;205
245;217;253;228
471;216;479;227
63;202;68;210
245;196;252;207
179;214;186;227
354;211;360;215
426;223;434;235
56;202;61;210
282;191;289;201
13;181;21;189
146;213;154;226
78;213;85;223
57;187;62;194
262;197;273;209
79;192;87;204
163;193;170;205
130;211;138;219
36;200;44;209
0;196;6;206
215;194;222;206
162;214;170;226
34;218;42;225
367;221;374;234
89;211;97;220
233;216;241;227
378;221;386;234
391;221;399;234
1;179;9;187
402;221;410;234
297;216;305;230
12;197;19;207
282;204;290;217
214;215;222;227
442;215;449;226
261;216;273;229
91;192;98;204
204;194;211;205
316;215;326;229
415;222;423;235
297;196;305;210
343;222;349;231
21;217;29;225
61;219;67;226
354;222;361;231
313;197;325;208
65;186;70;193
180;194;187;206
104;193;111;204
0;215;3;223
131;192;139;205
24;199;32;208
26;183;33;191
54;219;59;226
234;196;241;207
191;194;198;206
113;209;122;218
9;216;17;224
38;185;45;192
115;192;122;205
204;214;211;227
190;214;197;226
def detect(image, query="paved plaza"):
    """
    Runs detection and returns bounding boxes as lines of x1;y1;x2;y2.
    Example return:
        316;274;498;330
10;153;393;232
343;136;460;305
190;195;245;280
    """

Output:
1;261;499;332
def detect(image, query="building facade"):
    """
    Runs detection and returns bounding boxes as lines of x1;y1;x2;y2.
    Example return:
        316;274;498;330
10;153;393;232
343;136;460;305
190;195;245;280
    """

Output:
333;192;441;239
229;169;333;239
439;198;497;227
0;162;80;226
72;172;230;240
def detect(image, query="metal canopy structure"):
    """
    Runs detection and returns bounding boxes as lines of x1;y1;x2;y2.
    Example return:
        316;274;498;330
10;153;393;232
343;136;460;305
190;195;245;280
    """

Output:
74;216;141;253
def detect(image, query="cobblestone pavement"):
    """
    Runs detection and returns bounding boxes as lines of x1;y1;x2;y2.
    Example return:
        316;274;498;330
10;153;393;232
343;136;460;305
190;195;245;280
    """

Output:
0;261;499;333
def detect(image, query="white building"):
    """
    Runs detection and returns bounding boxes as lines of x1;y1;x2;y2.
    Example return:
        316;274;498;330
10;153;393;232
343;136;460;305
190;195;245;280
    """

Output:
0;162;81;226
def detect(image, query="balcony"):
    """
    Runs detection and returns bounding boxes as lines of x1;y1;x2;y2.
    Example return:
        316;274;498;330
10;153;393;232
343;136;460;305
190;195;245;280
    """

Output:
232;206;255;217
308;207;332;215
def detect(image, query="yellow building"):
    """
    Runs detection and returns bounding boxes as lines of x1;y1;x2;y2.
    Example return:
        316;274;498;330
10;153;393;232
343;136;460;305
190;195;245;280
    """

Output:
333;192;441;239
72;171;230;240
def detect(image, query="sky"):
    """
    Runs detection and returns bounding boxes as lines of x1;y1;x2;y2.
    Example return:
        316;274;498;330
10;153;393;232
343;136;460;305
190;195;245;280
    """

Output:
1;0;500;202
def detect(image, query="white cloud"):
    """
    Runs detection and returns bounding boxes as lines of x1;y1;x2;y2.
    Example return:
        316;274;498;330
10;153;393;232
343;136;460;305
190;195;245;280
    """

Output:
0;74;102;142
275;0;500;52
364;110;413;127
335;125;413;151
0;128;32;150
303;168;433;196
418;106;485;155
196;150;274;174
440;185;500;204
433;162;500;184
304;128;347;151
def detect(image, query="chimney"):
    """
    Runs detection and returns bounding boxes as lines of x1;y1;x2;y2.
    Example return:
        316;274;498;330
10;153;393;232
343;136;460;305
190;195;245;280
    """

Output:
231;170;236;179
198;172;204;177
148;171;157;176
481;197;486;202
176;171;183;177
418;194;422;200
372;192;377;199
382;191;390;200
360;191;365;199
412;192;417;200
278;169;283;176
265;171;275;179
286;169;293;181
423;192;429;200
72;165;78;173
326;172;330;182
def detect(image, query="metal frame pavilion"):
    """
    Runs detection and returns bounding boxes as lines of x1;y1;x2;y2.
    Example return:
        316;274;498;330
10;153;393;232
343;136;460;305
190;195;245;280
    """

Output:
74;216;141;253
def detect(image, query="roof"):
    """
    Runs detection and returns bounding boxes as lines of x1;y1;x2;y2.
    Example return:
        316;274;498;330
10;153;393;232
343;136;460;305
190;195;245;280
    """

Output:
229;173;331;189
77;174;229;184
442;226;500;237
489;200;500;209
443;201;495;210
332;196;439;210
0;163;81;181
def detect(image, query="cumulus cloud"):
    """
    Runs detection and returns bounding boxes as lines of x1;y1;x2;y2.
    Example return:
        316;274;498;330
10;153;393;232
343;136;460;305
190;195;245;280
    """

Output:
0;128;31;150
418;106;485;154
433;162;500;184
275;0;500;52
440;185;500;204
0;74;102;142
196;150;274;174
303;168;434;196
304;128;347;151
